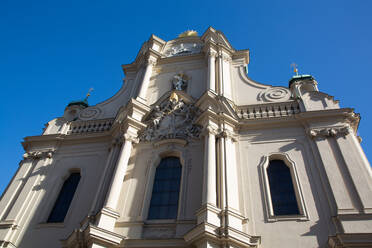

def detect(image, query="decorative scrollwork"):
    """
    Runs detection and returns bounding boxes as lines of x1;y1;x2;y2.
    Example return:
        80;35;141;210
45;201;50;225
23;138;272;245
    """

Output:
259;87;291;102
78;107;102;120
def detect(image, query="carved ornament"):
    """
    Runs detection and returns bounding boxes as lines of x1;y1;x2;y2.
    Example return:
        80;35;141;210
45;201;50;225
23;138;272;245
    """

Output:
258;87;291;102
23;150;55;160
140;94;202;142
78;107;102;120
308;126;350;139
165;43;202;57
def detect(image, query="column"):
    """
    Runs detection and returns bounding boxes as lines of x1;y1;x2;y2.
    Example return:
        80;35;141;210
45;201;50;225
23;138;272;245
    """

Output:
207;51;217;92
97;133;137;231
104;133;136;210
224;132;240;211
217;133;226;210
217;51;224;95
202;126;217;206
137;58;156;102
197;126;220;226
89;139;119;214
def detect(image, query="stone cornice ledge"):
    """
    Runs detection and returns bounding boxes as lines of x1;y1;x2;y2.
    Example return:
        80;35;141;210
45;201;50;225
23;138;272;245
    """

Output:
184;222;260;248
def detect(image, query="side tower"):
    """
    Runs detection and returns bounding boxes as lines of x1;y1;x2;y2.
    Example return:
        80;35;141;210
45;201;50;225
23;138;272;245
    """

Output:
0;27;371;248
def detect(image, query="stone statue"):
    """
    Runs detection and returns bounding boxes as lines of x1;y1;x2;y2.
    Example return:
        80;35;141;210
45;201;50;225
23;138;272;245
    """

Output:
172;74;187;91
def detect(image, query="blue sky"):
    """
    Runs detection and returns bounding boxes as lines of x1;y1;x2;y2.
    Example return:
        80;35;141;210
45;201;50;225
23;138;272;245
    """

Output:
1;0;371;195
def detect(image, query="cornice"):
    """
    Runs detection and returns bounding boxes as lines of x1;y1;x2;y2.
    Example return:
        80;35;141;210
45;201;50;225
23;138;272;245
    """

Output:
22;133;112;150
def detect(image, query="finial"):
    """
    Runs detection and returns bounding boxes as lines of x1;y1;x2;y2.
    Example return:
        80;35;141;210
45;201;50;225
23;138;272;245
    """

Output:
85;88;94;101
291;63;299;76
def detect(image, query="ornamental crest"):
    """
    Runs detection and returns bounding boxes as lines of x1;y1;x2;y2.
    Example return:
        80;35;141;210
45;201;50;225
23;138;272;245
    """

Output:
140;92;201;142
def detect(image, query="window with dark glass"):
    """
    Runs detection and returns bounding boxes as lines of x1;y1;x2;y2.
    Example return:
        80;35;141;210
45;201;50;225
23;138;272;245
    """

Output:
267;160;299;215
47;172;81;223
148;157;182;219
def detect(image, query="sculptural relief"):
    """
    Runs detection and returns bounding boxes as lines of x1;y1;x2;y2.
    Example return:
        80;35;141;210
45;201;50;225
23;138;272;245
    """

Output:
165;43;202;57
140;93;201;142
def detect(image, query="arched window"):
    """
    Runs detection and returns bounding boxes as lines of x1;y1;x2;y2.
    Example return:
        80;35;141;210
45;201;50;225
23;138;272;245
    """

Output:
47;172;81;223
148;157;182;220
267;160;299;215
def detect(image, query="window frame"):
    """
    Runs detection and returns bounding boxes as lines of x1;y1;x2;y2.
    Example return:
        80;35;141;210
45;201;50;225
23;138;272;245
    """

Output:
259;153;309;222
40;168;82;226
141;150;186;223
47;171;81;223
147;156;182;220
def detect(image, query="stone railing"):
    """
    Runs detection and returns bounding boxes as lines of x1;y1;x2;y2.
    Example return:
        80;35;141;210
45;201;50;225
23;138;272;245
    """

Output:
236;101;300;119
67;118;114;134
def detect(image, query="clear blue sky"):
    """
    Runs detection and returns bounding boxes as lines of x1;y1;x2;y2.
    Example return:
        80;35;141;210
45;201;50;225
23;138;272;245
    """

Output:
1;0;371;195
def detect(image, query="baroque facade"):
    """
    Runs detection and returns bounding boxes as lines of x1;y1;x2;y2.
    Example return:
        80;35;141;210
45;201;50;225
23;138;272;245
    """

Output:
0;27;372;248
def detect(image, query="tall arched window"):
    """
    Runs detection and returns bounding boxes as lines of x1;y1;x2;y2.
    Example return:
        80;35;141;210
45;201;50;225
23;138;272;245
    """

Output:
148;157;182;220
267;160;299;215
47;172;81;223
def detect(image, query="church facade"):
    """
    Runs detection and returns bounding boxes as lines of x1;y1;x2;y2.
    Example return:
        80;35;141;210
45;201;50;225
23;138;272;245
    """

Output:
0;27;371;248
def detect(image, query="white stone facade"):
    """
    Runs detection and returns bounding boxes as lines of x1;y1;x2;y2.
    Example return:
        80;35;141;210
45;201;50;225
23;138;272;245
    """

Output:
0;27;371;248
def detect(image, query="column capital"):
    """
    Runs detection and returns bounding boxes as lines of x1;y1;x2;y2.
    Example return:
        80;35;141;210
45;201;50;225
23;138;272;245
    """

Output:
207;50;217;58
123;132;139;144
217;129;238;142
217;51;232;61
201;125;219;136
144;57;157;66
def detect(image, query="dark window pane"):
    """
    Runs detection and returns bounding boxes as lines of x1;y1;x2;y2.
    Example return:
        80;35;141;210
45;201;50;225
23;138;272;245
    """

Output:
267;160;300;215
47;172;81;223
148;157;181;219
